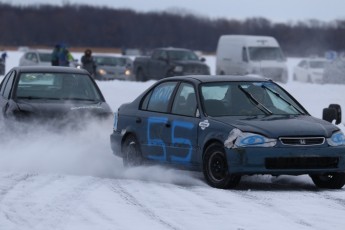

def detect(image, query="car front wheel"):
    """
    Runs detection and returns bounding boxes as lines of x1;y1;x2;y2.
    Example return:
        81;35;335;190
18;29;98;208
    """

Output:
203;143;241;189
123;135;143;167
310;172;345;189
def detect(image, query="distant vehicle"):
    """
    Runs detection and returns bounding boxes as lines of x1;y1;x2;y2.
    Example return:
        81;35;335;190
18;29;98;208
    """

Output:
0;66;113;127
93;55;134;81
133;47;210;81
19;49;52;66
216;35;288;83
323;58;345;84
293;58;328;83
110;75;345;189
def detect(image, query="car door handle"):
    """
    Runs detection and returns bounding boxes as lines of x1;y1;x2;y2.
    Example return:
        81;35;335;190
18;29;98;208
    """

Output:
136;117;142;123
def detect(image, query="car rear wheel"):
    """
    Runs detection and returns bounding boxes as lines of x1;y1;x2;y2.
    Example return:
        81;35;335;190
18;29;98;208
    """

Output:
310;172;345;189
203;143;241;189
123;135;143;167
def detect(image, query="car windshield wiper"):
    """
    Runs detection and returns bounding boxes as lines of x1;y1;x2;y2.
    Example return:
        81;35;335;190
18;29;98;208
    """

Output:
261;85;305;115
17;96;61;100
238;85;273;115
60;97;99;102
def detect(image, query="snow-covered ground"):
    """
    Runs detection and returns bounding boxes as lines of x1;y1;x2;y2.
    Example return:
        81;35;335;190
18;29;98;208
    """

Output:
1;50;345;230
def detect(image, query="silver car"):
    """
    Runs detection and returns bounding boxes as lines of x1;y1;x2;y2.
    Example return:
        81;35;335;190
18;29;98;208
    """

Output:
93;55;133;81
19;50;52;66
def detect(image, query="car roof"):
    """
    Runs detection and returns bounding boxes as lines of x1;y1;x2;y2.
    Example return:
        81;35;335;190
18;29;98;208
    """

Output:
164;75;270;83
24;49;51;53
155;47;193;52
10;66;89;74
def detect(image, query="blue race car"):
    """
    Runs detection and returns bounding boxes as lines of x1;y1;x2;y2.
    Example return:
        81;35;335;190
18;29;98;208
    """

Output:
110;75;345;189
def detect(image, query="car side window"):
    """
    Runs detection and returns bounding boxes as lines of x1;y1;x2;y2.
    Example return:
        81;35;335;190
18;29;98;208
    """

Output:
171;83;197;117
2;71;15;99
242;47;248;62
145;81;177;113
0;74;10;96
152;50;161;60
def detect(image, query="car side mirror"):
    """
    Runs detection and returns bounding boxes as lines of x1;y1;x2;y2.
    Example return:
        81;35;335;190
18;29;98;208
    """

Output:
200;57;206;62
323;104;342;125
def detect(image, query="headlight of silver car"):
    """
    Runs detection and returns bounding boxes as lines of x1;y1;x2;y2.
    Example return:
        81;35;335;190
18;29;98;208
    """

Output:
98;69;107;75
327;131;345;146
174;66;183;72
224;128;277;148
125;69;131;76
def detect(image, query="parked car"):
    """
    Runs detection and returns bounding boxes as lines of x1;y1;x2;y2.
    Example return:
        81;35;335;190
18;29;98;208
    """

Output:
110;75;345;189
133;47;210;81
323;58;345;84
0;66;113;128
293;58;328;83
93;55;134;81
19;49;52;66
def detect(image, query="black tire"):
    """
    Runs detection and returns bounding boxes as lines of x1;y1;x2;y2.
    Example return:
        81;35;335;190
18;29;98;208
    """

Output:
310;172;345;189
122;135;143;167
136;69;146;82
203;143;241;189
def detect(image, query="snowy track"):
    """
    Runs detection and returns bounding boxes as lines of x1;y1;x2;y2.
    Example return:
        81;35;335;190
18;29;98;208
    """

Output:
1;172;345;230
1;51;345;229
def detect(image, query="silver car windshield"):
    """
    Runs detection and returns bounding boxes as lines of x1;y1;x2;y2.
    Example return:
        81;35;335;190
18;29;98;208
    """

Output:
248;47;285;61
16;73;103;101
200;81;306;117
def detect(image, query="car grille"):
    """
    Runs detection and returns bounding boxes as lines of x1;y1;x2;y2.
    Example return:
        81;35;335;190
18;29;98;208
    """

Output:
261;67;283;79
265;157;339;169
279;137;325;146
184;65;208;75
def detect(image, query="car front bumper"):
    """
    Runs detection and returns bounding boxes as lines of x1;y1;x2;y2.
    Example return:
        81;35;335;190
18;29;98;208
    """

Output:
226;146;345;175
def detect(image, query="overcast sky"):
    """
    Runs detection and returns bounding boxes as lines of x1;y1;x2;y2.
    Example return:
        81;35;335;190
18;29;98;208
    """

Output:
4;0;345;23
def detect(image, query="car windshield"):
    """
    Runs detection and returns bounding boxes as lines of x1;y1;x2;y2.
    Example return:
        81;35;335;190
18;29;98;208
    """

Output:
94;56;127;66
200;81;306;117
16;72;103;101
167;50;199;61
309;60;326;68
248;47;285;61
38;53;52;62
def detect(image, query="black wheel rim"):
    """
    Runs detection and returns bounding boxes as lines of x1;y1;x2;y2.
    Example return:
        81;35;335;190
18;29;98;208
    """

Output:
208;151;227;182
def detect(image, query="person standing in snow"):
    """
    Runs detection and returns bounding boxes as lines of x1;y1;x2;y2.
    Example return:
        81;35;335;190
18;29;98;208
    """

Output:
81;49;96;77
58;44;74;67
51;44;60;66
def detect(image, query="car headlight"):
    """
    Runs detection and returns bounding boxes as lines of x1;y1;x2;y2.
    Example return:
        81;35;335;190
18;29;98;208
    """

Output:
98;69;107;75
174;66;183;72
224;128;277;148
125;69;131;76
327;131;345;146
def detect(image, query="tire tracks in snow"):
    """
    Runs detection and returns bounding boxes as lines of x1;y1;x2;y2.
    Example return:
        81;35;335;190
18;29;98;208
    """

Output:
109;180;181;230
0;173;102;230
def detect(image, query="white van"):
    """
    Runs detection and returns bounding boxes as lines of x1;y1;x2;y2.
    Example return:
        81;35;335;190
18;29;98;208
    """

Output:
216;35;288;83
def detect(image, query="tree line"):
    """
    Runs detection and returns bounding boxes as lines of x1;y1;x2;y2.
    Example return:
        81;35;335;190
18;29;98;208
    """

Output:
0;2;345;56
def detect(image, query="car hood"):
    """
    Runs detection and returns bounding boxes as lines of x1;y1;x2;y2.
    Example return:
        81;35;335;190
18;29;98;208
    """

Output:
16;100;113;121
210;115;338;138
